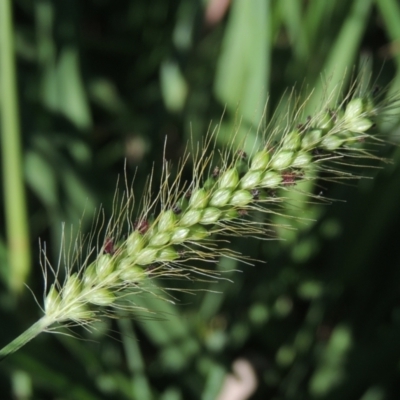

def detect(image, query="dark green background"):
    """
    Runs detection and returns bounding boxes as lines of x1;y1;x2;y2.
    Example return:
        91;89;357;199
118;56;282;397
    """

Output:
1;0;400;399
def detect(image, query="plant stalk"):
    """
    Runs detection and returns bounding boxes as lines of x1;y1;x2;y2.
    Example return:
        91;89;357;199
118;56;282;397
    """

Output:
0;0;31;291
0;316;53;360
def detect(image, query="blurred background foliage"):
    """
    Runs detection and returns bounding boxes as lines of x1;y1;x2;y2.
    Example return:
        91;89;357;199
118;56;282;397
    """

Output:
1;0;400;399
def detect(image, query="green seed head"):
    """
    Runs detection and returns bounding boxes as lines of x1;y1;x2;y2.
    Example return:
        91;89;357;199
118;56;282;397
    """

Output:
270;150;294;170
189;188;209;209
149;231;171;247
65;303;94;321
321;135;345;151
135;247;158;265
222;209;240;220
218;168;239;189
87;288;115;306
119;266;146;282
260;171;283;188
317;112;333;130
171;227;190;243
301;129;322;149
158;210;177;232
180;208;202;227
62;273;82;302
200;207;222;224
126;231;146;256
348;117;373;132
240;170;263;190
344;98;363;119
30;78;392;342
203;176;216;190
83;263;97;287
158;246;179;262
187;224;209;241
250;151;270;171
282;130;301;151
96;254;115;279
229;189;253;207
45;284;61;316
209;188;232;207
292;152;312;169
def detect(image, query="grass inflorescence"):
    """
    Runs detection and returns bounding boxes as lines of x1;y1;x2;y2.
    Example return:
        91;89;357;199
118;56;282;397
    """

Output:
0;82;398;359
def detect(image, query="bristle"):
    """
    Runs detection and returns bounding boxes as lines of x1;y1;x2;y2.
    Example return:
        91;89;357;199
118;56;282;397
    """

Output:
37;80;399;331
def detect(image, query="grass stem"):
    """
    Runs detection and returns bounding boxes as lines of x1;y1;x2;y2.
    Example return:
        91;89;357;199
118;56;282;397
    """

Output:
0;316;52;360
0;0;31;292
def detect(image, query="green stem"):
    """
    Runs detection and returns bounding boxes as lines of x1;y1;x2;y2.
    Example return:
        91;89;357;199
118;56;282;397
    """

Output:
0;316;53;360
0;0;31;291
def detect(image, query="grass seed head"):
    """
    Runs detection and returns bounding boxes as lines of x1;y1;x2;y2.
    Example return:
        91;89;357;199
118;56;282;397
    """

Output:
40;80;399;331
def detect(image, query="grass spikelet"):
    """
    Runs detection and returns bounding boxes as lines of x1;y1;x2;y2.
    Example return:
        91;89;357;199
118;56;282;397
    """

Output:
0;79;399;360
